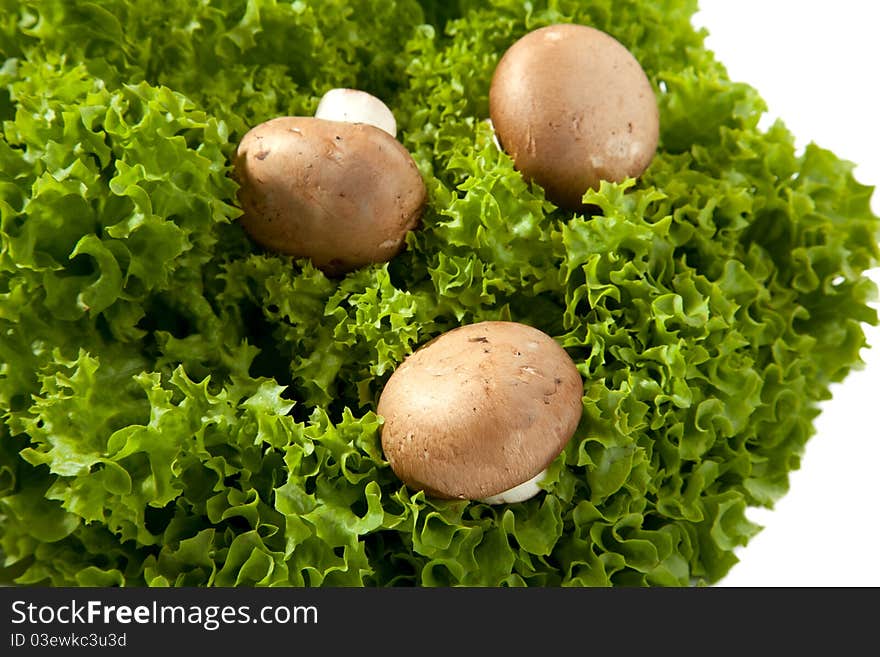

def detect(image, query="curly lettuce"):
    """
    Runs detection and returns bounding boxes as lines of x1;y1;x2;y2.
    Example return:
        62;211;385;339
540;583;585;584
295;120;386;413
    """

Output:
1;0;877;587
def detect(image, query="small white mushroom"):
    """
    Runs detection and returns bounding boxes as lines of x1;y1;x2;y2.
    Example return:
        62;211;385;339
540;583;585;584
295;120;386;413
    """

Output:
315;88;397;137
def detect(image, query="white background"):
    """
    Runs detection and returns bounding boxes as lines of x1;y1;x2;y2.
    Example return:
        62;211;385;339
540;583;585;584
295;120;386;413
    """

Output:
692;1;880;586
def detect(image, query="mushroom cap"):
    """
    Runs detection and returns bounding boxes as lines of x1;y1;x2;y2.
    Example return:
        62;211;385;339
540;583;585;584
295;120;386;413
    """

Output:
489;23;659;210
315;88;397;137
377;321;584;500
234;116;426;274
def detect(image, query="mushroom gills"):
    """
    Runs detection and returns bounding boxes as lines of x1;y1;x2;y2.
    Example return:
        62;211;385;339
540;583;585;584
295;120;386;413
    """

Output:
478;469;548;505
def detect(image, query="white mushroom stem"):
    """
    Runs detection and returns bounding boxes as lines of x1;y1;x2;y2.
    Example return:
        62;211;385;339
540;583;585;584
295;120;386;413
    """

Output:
478;469;548;505
315;88;397;137
483;117;503;152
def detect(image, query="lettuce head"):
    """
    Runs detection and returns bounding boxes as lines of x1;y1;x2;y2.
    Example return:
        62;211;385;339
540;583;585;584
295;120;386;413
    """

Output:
1;0;878;586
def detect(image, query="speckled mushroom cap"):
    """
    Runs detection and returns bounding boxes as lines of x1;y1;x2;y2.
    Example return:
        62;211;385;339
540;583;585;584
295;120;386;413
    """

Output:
234;116;426;275
489;23;659;210
377;321;584;500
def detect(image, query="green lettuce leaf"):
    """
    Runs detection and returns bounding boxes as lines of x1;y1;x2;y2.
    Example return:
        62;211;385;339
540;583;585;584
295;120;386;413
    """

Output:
1;0;877;587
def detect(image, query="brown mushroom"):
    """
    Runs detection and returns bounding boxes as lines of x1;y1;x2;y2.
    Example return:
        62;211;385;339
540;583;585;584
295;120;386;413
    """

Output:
377;321;584;503
234;91;426;275
489;23;659;210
